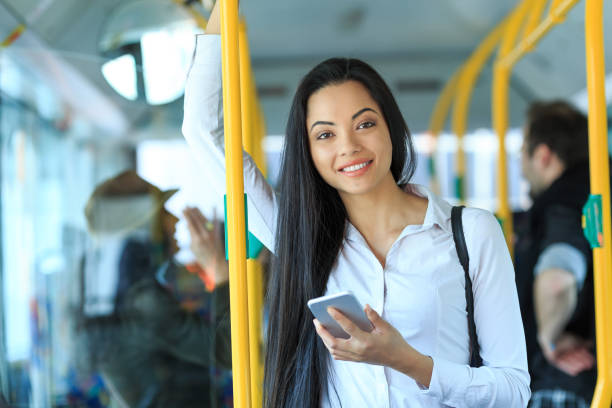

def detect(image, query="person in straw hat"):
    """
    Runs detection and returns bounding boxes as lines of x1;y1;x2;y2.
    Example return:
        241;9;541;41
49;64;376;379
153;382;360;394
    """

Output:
81;170;232;408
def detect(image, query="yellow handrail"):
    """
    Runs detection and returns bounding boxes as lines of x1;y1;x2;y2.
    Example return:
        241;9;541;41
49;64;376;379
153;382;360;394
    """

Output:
429;73;459;136
0;24;25;48
427;72;458;194
492;0;531;251
519;0;548;51
550;0;568;22
246;258;263;407
253;97;267;387
498;0;581;69
253;102;268;175
239;20;264;408
431;0;611;403
585;1;612;405
492;0;581;250
451;20;508;201
220;0;252;407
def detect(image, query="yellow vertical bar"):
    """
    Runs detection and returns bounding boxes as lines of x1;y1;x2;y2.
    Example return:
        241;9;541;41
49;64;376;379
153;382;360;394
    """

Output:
253;102;268;174
492;65;513;252
429;72;459;135
428;72;459;194
252;100;266;384
220;1;251;407
492;0;530;252
451;20;507;202
453;62;469;202
254;257;264;382
246;258;263;407
238;20;263;408
240;20;254;154
585;0;612;406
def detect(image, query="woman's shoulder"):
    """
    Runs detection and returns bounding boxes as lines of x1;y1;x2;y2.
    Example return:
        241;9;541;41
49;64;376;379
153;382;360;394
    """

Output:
461;206;500;232
406;184;503;241
460;206;506;251
459;206;511;274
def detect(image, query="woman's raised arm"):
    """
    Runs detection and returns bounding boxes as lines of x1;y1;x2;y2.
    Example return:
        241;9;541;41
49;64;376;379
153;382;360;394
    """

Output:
181;2;277;251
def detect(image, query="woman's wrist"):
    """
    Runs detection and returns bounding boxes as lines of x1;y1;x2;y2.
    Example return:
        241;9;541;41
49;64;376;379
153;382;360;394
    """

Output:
393;343;433;388
214;258;230;286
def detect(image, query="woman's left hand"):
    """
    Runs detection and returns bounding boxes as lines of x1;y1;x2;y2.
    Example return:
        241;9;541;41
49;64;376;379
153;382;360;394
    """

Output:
314;304;413;368
314;305;433;387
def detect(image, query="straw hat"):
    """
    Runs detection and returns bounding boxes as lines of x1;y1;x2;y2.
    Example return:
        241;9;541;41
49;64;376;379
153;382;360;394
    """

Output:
85;170;178;237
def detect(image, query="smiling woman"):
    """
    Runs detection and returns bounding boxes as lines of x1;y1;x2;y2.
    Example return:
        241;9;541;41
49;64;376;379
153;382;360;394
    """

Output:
306;81;395;195
181;2;530;406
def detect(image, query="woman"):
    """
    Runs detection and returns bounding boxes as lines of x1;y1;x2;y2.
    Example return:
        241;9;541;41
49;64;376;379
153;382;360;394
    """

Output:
182;3;530;407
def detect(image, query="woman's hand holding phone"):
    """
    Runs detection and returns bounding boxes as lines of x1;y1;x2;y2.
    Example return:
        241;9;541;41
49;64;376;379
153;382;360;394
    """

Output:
313;305;433;388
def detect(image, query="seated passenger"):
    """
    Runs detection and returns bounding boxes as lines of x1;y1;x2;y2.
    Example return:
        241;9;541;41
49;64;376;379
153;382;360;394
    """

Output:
81;170;231;407
182;2;530;406
515;101;597;408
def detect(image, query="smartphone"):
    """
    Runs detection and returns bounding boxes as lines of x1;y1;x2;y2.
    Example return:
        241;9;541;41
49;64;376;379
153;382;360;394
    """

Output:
307;291;373;339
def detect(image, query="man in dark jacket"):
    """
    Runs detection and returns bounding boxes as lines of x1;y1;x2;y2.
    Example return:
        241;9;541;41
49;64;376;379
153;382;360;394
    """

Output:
514;101;597;408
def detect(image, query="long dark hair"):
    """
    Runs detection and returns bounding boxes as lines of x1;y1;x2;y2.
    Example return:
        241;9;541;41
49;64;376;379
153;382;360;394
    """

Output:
263;58;417;407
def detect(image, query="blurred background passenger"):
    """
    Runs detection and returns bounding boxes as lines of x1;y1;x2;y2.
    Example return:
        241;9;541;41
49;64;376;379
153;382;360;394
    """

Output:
80;170;232;408
514;101;597;408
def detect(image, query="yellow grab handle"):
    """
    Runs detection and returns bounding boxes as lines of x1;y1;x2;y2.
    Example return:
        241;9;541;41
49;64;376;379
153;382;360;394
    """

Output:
220;0;252;407
585;0;612;405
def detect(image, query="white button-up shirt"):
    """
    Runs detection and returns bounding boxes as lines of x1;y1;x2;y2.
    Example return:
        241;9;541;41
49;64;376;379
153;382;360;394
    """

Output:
183;35;531;408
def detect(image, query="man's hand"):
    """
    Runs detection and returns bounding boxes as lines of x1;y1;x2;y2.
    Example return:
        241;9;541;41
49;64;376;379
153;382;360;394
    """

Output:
183;207;229;286
539;332;595;376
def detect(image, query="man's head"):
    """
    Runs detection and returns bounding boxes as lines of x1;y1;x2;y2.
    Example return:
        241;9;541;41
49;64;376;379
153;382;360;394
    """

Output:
85;170;179;254
521;101;589;197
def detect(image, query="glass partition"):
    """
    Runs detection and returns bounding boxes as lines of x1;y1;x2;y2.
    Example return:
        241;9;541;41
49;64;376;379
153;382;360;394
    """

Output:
1;47;233;407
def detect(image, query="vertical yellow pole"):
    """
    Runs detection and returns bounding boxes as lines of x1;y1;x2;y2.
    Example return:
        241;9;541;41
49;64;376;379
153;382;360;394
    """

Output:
220;1;251;407
429;72;459;136
238;20;264;408
428;72;459;194
451;21;507;202
246;259;263;405
492;64;512;251
253;103;268;174
585;1;612;406
492;0;530;252
452;64;469;203
253;97;267;389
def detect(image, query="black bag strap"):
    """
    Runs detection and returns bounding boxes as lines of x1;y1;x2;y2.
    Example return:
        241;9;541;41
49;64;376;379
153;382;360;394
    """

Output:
451;206;483;368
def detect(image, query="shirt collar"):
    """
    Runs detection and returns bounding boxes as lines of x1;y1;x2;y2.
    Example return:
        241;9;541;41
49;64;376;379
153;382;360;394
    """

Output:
345;184;453;243
411;184;453;234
